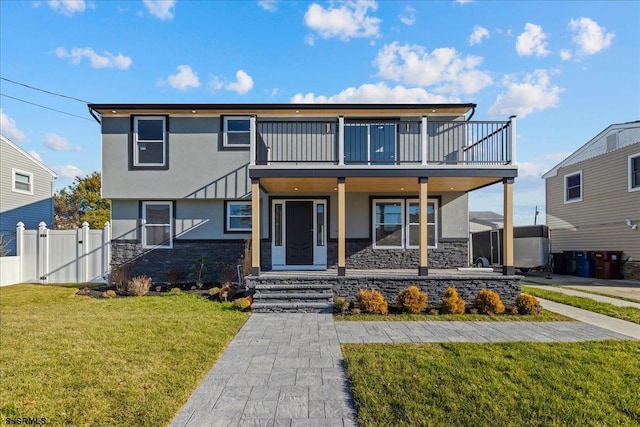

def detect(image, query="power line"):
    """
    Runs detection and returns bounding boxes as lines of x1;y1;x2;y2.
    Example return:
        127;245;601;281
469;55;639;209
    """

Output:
0;93;94;122
1;77;91;104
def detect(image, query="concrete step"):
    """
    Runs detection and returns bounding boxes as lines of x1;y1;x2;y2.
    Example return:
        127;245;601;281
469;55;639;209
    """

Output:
255;292;333;300
253;283;333;291
251;301;334;313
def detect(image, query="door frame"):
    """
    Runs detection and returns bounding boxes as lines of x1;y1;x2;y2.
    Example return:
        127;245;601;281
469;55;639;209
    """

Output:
271;198;328;270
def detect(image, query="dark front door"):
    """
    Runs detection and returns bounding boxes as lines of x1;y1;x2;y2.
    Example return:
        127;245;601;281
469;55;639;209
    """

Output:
286;201;313;265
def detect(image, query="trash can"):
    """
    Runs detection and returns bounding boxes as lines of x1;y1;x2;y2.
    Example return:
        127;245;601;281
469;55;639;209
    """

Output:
552;253;565;274
575;251;594;278
563;251;577;275
593;251;623;279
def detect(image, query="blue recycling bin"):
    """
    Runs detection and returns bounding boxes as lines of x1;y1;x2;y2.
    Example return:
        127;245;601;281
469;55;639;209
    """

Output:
575;252;594;278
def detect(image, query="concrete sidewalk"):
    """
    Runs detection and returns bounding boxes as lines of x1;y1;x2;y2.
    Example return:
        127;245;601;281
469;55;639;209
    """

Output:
524;284;640;309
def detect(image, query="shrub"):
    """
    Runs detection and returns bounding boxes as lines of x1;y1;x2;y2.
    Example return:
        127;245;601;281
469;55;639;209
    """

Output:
126;276;152;297
440;287;466;314
334;297;349;314
166;269;185;285
356;289;388;314
474;289;505;315
218;284;234;302
170;287;181;294
516;293;542;315
110;263;131;293
396;286;427;314
102;290;116;299
232;297;252;311
208;287;220;297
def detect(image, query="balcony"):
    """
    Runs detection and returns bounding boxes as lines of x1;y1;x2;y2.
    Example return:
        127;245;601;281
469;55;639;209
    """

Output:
252;118;514;167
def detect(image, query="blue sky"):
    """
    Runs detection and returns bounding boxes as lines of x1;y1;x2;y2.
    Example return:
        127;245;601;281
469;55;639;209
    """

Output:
1;0;638;225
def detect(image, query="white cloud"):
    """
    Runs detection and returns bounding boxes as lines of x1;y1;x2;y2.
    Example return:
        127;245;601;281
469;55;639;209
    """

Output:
47;0;86;16
143;0;176;20
569;17;614;55
399;6;415;26
291;82;452;104
305;34;315;46
56;47;132;69
304;1;381;41
516;23;550;57
258;0;277;12
374;42;492;95
559;49;572;61
53;164;84;180
488;69;563;118
0;109;27;143
225;70;254;95
468;25;489;45
44;133;81;151
161;65;201;91
28;150;42;162
455;0;473;4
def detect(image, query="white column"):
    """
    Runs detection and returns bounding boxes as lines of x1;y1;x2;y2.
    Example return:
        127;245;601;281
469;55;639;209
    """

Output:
38;221;48;284
249;115;257;166
81;221;90;283
338;116;345;166
509;115;517;165
421;115;428;166
103;222;111;282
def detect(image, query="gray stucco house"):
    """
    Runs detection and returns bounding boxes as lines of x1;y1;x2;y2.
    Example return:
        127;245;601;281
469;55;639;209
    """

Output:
89;103;519;297
0;134;57;255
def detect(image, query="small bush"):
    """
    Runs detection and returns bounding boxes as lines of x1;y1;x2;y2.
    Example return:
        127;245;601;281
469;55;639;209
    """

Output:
396;286;427;314
356;289;388;315
351;308;361;315
110;263;131;293
102;290;116;299
166;269;185;285
334;297;349;314
208;287;220;297
232;297;252;311
218;284;234;302
440;287;466;314
516;293;542;315
170;287;181;294
474;289;505;315
126;276;152;297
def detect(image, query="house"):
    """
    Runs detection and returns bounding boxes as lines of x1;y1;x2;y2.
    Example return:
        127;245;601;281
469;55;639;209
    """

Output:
89;103;520;309
0;135;57;255
542;121;640;279
469;211;503;233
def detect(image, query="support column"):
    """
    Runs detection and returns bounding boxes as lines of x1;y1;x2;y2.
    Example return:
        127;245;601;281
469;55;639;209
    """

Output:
419;177;429;276
502;177;515;275
251;178;261;276
337;177;346;276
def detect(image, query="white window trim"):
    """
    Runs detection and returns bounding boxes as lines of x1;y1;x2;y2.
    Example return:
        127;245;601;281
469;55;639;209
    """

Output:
406;198;438;249
373;199;405;249
133;116;166;166
629;153;640;192
226;201;252;232
12;168;33;195
563;170;583;203
223;116;251;148
142;201;173;249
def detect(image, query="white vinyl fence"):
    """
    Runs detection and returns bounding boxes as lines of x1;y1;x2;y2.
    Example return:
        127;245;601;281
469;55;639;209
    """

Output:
0;221;111;286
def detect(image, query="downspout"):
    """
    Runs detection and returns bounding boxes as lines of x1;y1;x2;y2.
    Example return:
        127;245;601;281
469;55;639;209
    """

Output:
88;105;101;124
467;106;476;121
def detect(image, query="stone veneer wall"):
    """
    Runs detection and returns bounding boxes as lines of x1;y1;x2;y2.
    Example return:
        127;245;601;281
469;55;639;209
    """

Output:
247;275;522;308
327;239;468;269
111;240;246;283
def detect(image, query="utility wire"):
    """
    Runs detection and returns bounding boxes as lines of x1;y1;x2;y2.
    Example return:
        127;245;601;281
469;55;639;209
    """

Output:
0;93;94;122
1;77;91;104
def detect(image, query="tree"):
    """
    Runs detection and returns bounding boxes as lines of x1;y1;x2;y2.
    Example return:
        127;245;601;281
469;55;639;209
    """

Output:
54;172;111;229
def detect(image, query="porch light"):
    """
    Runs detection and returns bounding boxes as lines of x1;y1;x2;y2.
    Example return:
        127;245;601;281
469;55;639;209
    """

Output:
111;110;116;113
294;187;299;191
192;110;196;113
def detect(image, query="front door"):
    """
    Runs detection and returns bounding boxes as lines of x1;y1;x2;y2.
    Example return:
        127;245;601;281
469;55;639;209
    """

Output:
286;201;314;265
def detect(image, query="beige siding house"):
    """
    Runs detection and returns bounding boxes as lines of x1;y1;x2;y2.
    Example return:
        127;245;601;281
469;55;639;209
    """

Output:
543;121;640;279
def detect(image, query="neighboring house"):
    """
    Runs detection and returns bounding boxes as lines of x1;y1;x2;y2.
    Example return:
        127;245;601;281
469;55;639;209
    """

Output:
88;103;519;282
543;121;640;279
0;134;57;255
469;211;503;233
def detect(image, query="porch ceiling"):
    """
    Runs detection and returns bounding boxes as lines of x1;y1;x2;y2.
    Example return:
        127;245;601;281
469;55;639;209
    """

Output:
259;176;501;193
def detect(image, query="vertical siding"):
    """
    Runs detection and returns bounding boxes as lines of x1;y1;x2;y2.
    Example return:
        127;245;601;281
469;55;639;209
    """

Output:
546;142;640;260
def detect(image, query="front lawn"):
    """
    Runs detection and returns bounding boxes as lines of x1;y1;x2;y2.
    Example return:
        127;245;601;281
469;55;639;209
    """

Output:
523;285;640;325
343;340;640;427
0;284;249;426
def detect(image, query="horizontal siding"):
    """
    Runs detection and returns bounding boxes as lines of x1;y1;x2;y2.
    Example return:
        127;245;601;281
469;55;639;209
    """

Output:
546;142;640;260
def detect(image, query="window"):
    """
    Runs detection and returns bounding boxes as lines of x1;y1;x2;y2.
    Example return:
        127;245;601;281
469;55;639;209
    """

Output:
226;201;252;232
373;199;438;249
564;171;582;203
134;116;166;166
142;202;172;248
12;169;33;195
630;153;640;192
223;116;251;147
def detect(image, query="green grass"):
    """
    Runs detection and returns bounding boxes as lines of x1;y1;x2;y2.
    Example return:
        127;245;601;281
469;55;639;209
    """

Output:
0;284;249;426
343;340;640;427
335;310;571;321
522;285;640;325
562;286;640;304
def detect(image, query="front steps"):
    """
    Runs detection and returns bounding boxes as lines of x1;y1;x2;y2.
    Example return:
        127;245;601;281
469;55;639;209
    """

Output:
250;283;334;313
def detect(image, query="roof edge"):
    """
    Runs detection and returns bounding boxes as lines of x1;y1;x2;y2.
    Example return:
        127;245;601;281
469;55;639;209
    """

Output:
0;134;58;179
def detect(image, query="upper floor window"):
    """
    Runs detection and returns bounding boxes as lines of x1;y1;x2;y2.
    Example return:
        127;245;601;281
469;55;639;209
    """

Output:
12;169;33;195
142;201;173;248
223;116;251;147
373;198;438;249
134;116;166;167
564;171;582;203
629;153;640;192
